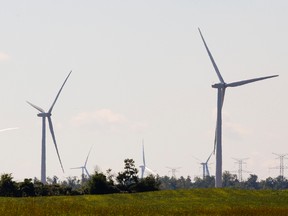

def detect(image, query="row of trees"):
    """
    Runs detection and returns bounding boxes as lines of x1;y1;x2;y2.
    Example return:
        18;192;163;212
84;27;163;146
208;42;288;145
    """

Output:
159;171;288;190
0;159;161;197
2;159;288;197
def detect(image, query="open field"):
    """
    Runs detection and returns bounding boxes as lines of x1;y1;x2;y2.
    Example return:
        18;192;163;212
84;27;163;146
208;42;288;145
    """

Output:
1;189;288;216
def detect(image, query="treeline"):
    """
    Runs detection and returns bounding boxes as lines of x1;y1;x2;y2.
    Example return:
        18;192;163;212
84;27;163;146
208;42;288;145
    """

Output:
159;171;288;190
2;160;288;197
0;159;160;197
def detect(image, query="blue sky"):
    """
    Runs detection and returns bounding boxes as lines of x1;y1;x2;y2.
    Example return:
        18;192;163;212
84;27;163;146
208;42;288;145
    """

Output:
0;0;287;181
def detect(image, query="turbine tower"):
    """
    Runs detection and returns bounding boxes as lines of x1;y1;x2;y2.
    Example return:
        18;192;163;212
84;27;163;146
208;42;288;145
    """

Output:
271;153;288;179
27;71;72;184
232;158;249;182
198;28;278;188
71;145;93;182
139;140;146;179
139;140;155;178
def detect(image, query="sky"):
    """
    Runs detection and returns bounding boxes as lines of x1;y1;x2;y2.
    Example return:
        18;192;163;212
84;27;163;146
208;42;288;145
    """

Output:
0;0;287;182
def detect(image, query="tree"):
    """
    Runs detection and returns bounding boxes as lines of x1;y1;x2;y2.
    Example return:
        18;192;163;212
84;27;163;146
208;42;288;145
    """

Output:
222;171;238;187
245;174;259;189
0;174;18;197
19;178;35;197
273;176;288;189
106;169;115;185
116;159;139;192
136;174;161;192
87;172;119;194
192;175;215;188
159;176;193;190
159;176;172;190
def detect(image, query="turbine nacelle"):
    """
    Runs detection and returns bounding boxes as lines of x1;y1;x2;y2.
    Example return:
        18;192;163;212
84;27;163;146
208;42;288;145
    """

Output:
37;112;51;117
212;83;226;88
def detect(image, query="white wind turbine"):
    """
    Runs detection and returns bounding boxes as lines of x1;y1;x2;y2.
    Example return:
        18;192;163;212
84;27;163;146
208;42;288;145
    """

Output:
27;71;72;184
139;140;155;178
193;152;213;179
201;153;213;178
71;146;93;181
198;28;278;188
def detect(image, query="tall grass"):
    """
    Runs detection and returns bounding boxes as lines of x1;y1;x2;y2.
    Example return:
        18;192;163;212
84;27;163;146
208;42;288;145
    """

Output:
0;189;288;215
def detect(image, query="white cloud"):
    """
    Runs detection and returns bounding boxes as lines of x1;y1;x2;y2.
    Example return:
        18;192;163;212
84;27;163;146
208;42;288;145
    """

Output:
72;109;126;127
129;122;148;133
0;52;11;61
224;121;250;138
211;108;251;140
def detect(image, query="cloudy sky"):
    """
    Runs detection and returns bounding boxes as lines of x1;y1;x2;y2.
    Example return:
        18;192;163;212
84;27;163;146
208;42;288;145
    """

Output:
0;0;287;181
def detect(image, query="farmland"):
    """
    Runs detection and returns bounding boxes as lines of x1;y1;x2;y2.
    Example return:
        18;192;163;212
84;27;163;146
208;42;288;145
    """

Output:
1;189;288;215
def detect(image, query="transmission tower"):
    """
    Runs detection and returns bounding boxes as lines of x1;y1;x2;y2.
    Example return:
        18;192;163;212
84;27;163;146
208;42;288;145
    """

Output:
166;167;181;178
232;158;250;182
270;153;288;179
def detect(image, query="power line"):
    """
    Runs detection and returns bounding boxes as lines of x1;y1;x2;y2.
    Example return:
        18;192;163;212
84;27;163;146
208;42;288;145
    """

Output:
270;153;288;179
232;158;250;182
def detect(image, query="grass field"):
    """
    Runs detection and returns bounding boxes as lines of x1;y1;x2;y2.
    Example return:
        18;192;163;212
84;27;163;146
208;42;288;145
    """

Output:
1;189;288;215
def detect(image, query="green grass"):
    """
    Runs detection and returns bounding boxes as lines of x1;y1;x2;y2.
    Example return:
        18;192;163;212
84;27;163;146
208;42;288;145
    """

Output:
1;189;288;215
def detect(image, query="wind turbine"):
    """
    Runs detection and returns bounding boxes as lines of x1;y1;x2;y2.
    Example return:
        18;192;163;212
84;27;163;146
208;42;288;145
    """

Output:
27;71;72;184
198;28;278;188
193;152;213;179
71;146;93;182
139;140;155;178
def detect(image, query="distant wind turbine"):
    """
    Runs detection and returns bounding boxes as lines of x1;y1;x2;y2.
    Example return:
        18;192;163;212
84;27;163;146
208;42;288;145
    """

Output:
27;71;72;184
193;152;213;179
198;28;278;188
71;145;93;182
139;140;155;178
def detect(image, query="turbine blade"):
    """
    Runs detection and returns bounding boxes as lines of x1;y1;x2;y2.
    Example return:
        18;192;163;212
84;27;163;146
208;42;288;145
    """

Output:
70;167;83;169
206;164;210;176
47;116;65;173
26;101;45;113
221;88;226;108
206;152;213;163
213;120;217;154
192;155;202;162
84;145;93;167
84;167;90;177
0;127;19;132
198;28;225;83
48;71;72;113
226;75;278;87
145;167;156;175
